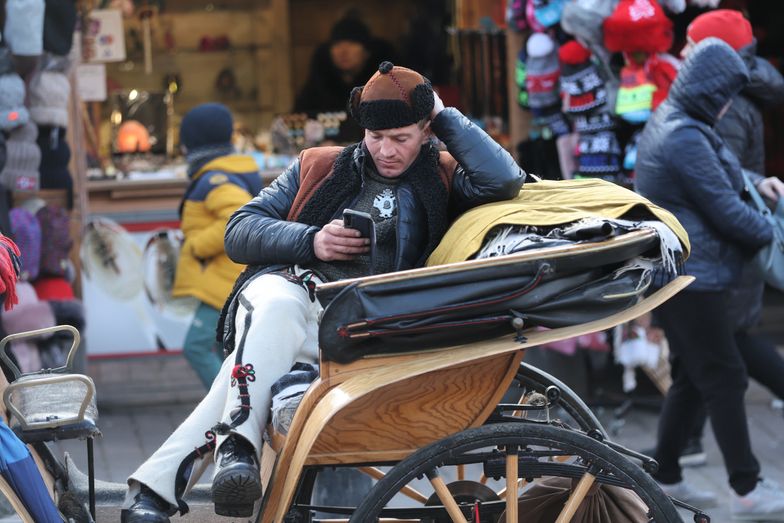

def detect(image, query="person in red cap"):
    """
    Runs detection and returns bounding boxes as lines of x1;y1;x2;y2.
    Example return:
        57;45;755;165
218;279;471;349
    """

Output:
675;11;784;504
121;62;526;523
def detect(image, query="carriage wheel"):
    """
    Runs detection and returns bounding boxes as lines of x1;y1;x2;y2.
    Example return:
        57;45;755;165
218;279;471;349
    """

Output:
348;423;680;523
495;362;607;435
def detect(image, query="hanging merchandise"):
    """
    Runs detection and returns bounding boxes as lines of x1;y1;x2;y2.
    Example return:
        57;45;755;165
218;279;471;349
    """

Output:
506;0;529;31
0;51;31;131
0;123;41;193
3;0;45;57
37;127;74;210
36;205;73;278
532;0;566;28
658;0;685;13
525;0;546;33
561;0;618;53
9;208;42;282
645;52;679;109
525;33;560;110
43;0;79;56
28;70;71;129
576;130;622;178
624;129;642;173
532;105;571;138
515;48;529;108
615;61;656;123
558;40;607;114
573;111;616;134
603;0;673;54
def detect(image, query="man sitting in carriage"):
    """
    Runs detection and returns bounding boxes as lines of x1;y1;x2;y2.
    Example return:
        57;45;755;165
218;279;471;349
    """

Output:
121;61;526;522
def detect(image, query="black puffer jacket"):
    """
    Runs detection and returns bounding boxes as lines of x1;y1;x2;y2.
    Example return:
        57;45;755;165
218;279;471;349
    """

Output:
225;108;526;271
715;41;784;175
635;39;773;292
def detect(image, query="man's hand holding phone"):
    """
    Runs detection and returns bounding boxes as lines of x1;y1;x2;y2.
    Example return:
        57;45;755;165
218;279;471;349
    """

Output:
313;219;370;261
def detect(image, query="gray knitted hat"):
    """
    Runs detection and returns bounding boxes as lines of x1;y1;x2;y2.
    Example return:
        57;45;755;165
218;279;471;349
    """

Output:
0;70;31;130
525;33;561;109
29;70;71;128
3;0;45;56
0;123;41;192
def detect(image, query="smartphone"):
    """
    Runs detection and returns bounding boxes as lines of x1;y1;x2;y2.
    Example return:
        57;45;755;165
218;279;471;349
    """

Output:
342;209;376;241
343;209;376;271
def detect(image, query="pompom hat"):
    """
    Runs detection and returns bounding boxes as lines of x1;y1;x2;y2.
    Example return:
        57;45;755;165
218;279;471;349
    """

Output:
349;62;435;130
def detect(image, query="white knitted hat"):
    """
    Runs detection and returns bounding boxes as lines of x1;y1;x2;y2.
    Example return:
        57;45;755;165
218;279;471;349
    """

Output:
29;70;71;128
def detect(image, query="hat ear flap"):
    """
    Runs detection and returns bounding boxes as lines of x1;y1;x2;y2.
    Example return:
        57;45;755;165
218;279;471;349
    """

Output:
348;86;363;121
410;83;435;121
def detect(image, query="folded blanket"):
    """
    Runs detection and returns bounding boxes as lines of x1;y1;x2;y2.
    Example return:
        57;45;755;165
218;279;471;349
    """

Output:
427;178;689;266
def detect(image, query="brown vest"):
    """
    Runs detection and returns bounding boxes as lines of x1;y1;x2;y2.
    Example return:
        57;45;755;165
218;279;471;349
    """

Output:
287;146;458;222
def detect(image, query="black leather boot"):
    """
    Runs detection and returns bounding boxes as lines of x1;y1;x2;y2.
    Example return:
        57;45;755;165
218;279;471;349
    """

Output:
211;435;262;517
120;484;177;523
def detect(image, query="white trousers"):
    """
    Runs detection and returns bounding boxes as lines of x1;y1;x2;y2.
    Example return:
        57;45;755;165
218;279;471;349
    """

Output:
124;270;322;509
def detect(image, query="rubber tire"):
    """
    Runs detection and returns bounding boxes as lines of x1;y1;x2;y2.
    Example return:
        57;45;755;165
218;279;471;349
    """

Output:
349;422;680;523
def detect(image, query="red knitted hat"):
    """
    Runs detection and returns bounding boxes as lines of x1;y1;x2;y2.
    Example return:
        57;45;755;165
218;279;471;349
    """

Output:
687;9;753;51
603;0;673;54
559;40;592;65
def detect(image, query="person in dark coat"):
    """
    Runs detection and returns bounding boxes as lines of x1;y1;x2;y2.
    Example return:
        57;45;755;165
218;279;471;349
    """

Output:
673;8;784;470
636;38;784;520
293;14;397;143
121;62;526;523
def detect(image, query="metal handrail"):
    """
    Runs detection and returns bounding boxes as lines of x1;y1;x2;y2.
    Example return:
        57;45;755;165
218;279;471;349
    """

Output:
0;325;81;380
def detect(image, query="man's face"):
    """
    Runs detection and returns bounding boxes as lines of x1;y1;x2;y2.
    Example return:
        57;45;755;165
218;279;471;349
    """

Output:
330;41;368;75
364;123;430;178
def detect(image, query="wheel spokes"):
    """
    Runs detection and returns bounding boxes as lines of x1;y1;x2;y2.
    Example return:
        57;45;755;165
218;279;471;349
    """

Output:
428;470;470;523
554;468;597;523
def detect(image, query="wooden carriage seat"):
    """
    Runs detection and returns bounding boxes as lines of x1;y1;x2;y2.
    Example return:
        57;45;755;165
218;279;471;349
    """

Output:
254;276;692;523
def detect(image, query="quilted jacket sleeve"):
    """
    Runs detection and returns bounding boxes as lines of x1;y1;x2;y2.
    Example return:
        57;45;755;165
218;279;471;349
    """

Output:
224;160;320;265
431;108;526;215
667;126;772;249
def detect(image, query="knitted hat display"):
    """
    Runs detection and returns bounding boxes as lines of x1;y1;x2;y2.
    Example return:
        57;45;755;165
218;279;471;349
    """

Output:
615;63;656;123
0;123;41;192
572;111;616;134
9;207;42;281
3;0;45;56
179;103;234;153
43;0;79;55
576;130;622;175
533;0;566;28
645;53;679;109
515;49;529;108
0;55;31;131
33;276;75;301
37;126;74;209
532;104;571;138
525;0;546;33
349;62;434;130
603;0;673;54
29;70;71;128
507;0;529;32
561;0;618;52
559;40;607;114
36;204;73;278
623;129;642;171
525;33;560;110
687;9;753;51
